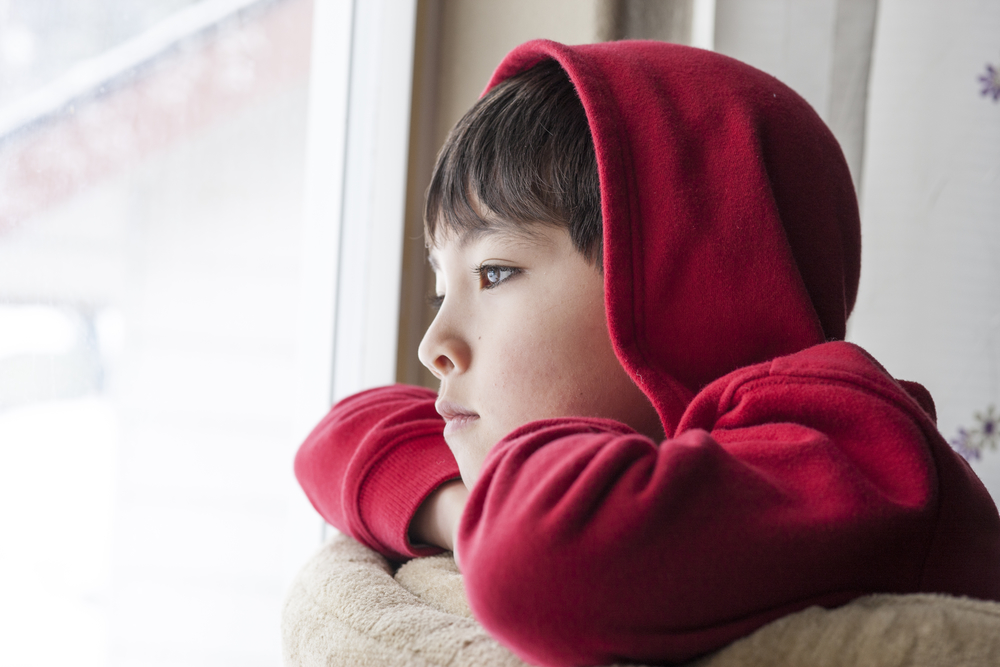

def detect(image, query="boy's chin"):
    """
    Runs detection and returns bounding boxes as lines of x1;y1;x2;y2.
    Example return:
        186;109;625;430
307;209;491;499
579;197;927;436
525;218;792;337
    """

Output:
443;432;493;489
454;455;485;490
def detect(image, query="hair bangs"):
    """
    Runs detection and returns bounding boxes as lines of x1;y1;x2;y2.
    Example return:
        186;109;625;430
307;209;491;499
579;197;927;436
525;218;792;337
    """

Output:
424;59;602;263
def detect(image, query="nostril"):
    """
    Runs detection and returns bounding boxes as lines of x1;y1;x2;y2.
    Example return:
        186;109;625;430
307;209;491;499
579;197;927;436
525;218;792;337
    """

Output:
435;354;454;373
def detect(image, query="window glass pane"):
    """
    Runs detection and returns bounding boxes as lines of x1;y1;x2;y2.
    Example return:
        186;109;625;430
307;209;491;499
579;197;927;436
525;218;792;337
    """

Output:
0;0;204;108
0;1;314;664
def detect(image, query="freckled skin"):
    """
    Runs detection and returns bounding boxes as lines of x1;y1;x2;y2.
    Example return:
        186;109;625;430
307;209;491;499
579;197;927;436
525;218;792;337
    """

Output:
418;224;663;488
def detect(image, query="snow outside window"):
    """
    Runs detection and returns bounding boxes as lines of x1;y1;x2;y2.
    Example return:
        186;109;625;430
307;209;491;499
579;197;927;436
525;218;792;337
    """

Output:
0;0;330;664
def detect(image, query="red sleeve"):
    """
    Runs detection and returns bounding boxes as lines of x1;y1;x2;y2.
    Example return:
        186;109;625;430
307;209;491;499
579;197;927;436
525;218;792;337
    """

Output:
294;384;460;561
456;345;1000;666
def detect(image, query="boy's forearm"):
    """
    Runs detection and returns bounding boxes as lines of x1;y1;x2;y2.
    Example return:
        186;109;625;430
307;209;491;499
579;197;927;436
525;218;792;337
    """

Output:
409;479;468;553
295;384;460;560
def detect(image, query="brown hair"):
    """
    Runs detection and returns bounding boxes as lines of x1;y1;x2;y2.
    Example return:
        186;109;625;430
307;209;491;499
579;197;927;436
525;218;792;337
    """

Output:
424;59;602;264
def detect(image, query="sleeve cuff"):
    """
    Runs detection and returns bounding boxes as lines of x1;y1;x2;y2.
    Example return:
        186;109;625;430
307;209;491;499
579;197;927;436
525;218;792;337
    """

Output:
356;425;460;560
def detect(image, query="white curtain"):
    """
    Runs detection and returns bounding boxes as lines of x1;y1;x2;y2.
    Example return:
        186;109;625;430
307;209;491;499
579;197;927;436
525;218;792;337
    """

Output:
849;0;1000;500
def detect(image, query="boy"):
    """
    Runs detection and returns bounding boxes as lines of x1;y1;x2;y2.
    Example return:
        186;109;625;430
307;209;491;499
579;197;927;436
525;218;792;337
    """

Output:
295;40;1000;666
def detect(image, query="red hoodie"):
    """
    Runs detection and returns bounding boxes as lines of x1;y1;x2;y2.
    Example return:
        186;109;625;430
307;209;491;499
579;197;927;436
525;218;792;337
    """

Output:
295;40;1000;666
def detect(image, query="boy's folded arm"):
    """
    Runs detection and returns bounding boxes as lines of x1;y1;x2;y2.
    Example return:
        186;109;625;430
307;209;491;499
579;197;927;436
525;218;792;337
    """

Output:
455;368;994;667
410;478;468;553
294;384;460;561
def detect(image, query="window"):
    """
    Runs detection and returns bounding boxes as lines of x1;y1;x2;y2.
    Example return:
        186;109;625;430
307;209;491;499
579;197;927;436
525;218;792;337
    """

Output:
0;1;319;663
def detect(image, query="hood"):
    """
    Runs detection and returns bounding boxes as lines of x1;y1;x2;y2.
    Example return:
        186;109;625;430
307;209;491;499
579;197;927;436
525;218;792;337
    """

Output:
485;40;861;435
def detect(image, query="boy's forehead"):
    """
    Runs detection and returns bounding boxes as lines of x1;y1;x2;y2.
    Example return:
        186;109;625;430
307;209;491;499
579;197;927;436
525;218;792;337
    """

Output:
427;224;559;268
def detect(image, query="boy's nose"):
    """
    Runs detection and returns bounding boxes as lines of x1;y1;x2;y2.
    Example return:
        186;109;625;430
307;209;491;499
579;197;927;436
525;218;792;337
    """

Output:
418;318;471;379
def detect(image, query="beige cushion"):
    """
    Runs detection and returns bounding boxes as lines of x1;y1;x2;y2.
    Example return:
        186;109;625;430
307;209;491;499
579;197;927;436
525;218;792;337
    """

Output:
282;533;1000;667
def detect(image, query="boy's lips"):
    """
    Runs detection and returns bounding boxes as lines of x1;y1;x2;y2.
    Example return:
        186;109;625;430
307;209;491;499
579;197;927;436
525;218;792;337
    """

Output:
435;399;480;435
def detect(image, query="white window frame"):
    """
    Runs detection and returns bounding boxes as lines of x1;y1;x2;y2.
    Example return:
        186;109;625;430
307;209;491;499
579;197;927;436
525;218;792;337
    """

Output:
286;0;419;575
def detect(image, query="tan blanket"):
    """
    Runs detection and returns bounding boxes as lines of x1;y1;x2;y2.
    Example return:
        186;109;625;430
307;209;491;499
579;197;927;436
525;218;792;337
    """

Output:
282;533;1000;666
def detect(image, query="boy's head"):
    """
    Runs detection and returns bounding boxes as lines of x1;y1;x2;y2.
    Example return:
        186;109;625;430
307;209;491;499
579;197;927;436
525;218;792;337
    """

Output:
420;40;861;484
419;59;662;486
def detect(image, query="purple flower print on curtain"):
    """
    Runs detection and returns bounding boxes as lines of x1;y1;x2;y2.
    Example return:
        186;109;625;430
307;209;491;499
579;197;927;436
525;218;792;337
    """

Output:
951;405;1000;461
980;58;1000;101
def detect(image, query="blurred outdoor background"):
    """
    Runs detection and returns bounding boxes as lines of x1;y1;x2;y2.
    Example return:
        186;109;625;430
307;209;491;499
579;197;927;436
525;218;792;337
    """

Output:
0;0;997;665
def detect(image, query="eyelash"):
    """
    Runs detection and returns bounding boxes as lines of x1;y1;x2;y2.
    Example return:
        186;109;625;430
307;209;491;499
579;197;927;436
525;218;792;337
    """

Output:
427;264;520;311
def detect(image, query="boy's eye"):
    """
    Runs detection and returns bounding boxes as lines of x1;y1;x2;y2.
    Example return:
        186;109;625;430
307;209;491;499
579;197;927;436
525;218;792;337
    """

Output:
427;294;444;311
476;264;519;289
